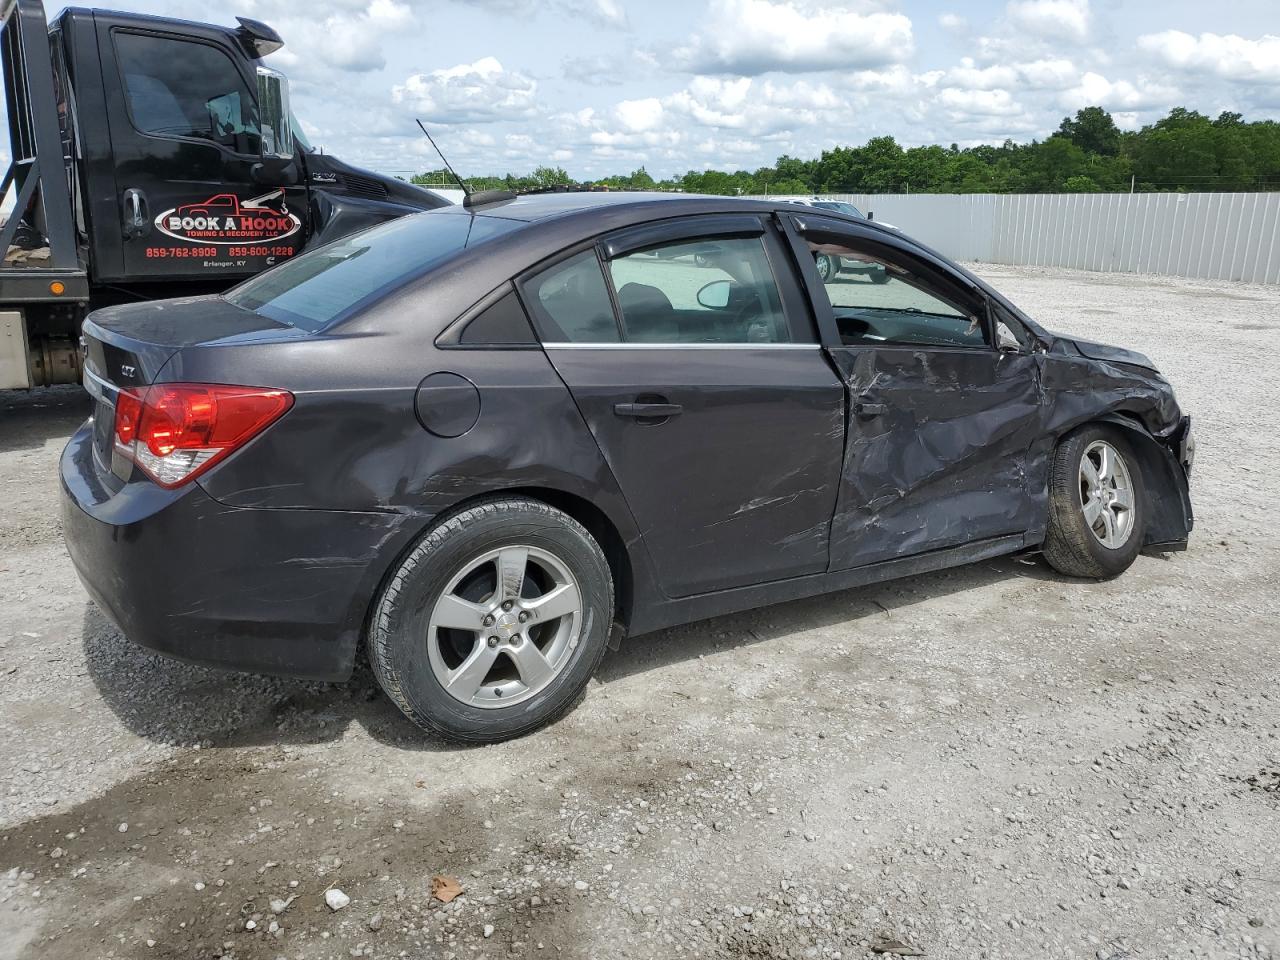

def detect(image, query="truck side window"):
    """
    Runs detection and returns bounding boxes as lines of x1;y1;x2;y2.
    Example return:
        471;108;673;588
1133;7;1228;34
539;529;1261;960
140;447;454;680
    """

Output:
114;32;260;154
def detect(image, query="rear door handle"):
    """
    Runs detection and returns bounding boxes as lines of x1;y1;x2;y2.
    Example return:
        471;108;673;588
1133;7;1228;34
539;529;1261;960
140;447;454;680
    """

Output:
855;401;887;417
614;401;682;419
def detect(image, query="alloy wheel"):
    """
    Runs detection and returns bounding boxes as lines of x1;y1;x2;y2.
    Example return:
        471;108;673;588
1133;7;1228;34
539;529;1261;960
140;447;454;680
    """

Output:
427;545;583;708
1078;440;1136;549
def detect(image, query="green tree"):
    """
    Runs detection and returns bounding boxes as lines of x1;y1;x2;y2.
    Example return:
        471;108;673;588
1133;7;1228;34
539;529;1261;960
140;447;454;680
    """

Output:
1058;107;1121;157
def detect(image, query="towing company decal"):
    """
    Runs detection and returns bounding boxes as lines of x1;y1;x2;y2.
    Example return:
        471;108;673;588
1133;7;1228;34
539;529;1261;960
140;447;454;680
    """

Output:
153;190;301;246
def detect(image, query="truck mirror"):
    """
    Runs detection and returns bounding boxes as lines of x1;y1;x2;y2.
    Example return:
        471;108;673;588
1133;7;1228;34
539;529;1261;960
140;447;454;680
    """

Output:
256;66;294;160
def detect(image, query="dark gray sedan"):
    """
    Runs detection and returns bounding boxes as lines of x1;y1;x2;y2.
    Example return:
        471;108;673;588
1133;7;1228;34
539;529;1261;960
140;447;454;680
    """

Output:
61;193;1194;742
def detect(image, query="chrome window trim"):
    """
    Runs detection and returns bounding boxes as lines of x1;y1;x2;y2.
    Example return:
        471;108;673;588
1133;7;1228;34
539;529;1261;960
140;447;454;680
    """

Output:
542;342;821;351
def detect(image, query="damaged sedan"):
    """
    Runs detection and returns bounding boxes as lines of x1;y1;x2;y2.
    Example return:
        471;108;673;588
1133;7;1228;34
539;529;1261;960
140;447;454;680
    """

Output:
60;193;1194;742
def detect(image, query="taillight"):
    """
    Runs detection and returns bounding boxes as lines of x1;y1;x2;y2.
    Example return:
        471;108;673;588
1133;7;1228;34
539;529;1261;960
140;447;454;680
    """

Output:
113;383;293;488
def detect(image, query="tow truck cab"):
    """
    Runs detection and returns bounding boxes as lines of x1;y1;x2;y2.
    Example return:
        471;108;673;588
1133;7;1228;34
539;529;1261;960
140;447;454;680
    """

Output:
1;0;449;389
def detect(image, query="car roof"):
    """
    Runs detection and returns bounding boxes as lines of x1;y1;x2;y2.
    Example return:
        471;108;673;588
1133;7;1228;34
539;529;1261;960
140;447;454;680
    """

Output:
428;191;894;240
431;191;775;223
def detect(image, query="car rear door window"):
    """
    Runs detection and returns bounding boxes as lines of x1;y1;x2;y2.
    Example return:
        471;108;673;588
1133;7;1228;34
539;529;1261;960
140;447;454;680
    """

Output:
523;250;621;343
607;236;790;344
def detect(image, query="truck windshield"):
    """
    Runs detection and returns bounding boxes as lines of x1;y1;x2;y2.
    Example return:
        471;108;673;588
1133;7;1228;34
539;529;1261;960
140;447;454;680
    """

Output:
226;213;518;331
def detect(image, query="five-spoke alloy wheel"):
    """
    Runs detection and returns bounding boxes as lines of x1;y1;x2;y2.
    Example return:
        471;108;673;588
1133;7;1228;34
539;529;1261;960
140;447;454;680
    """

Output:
428;545;582;708
1078;439;1136;550
1044;425;1146;579
369;498;613;743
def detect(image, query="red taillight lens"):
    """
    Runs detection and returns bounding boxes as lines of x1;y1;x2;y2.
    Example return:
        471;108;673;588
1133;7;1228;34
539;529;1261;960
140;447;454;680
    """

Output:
113;383;293;488
114;390;143;447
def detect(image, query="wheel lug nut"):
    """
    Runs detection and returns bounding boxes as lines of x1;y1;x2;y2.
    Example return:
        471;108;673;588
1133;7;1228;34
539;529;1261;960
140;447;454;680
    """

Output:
510;634;523;647
502;600;514;612
482;615;495;627
518;611;530;623
487;636;499;648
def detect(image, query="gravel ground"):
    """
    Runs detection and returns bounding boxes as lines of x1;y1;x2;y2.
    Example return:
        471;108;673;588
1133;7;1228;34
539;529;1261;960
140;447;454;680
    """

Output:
1;263;1277;960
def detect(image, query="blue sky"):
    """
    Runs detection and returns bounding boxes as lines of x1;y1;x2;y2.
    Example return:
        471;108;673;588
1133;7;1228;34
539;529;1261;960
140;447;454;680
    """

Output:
32;0;1280;180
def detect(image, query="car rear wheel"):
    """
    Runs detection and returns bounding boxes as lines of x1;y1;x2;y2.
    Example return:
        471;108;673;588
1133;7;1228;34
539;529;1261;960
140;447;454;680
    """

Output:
1042;425;1146;579
369;498;614;743
814;253;839;282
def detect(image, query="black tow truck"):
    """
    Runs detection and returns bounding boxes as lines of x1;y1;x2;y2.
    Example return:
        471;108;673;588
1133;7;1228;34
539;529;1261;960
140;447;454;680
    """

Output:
0;0;449;390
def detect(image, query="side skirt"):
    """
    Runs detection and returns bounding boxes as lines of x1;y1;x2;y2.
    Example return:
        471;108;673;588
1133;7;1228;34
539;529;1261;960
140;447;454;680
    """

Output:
627;533;1031;637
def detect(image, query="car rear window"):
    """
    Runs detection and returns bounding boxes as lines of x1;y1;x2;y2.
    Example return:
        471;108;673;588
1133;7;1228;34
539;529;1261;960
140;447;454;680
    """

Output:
226;213;519;331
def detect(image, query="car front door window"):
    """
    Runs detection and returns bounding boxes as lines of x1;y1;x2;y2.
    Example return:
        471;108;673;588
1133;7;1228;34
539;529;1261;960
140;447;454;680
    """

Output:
807;240;986;349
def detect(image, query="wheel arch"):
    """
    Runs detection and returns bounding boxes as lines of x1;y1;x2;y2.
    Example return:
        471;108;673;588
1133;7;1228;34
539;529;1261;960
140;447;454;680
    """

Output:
1058;413;1192;551
374;486;637;629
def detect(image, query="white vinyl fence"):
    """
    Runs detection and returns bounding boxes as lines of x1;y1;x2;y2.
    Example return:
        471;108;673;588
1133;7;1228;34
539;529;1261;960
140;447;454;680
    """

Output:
804;192;1280;285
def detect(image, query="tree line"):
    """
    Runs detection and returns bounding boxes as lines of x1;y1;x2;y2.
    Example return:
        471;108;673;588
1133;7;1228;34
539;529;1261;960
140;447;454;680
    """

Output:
412;107;1280;197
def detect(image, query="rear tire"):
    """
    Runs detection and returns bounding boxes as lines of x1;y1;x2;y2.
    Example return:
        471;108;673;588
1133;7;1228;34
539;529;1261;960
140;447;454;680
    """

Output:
369;498;614;743
1042;425;1146;579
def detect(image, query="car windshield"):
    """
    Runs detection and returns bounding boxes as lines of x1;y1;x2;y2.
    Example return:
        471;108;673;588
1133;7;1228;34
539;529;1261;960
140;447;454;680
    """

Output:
813;201;866;218
226;213;519;331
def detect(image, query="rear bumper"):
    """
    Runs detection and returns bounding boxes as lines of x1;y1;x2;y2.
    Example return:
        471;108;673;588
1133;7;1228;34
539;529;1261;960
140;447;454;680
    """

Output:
60;422;420;682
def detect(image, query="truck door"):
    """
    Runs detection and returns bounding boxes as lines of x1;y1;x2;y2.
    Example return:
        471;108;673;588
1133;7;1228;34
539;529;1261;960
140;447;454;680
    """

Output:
94;19;307;283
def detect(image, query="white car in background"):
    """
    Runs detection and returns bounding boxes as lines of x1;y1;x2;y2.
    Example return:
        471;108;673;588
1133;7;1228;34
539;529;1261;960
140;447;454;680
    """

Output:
785;198;899;282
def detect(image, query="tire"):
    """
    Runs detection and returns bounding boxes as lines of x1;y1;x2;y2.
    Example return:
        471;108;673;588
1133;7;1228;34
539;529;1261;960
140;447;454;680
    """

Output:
870;266;891;284
1042;424;1146;579
369;498;614;743
814;253;839;282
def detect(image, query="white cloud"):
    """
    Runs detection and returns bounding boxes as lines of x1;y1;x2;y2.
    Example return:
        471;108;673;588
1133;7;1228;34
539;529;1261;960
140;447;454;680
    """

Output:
937;87;1023;118
231;0;410;73
1059;71;1179;111
1017;58;1079;90
942;58;1079;93
392;57;538;123
1138;31;1280;85
674;0;913;75
943;60;1018;91
1006;0;1090;44
451;0;627;28
615;98;665;133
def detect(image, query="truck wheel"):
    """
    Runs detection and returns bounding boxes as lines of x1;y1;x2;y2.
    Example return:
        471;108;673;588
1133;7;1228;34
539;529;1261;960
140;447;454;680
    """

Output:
1042;425;1146;579
369;498;614;743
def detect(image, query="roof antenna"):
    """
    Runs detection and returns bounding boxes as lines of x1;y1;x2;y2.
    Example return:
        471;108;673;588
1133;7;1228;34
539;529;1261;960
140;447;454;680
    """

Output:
415;119;515;210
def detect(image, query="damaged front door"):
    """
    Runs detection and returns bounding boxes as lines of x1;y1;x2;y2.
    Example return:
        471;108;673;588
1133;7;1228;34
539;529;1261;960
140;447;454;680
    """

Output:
787;215;1043;570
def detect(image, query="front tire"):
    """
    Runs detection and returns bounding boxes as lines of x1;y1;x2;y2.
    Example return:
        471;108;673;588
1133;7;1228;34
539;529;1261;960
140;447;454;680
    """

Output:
369;498;614;743
814;253;839;282
1042;425;1146;579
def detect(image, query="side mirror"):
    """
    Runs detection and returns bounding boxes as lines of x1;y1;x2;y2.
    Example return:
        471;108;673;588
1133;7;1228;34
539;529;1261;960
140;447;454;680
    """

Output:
697;279;731;310
251;156;298;186
256;66;295;160
998;332;1022;353
867;211;875;221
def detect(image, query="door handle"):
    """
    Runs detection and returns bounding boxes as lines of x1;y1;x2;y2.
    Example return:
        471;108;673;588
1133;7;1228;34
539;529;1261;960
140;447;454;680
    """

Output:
855;400;887;417
614;401;682;420
122;188;150;239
